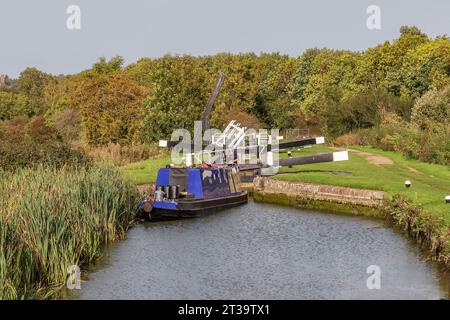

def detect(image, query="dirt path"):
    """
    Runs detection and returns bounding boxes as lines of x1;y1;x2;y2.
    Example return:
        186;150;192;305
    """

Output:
347;149;394;165
359;152;394;165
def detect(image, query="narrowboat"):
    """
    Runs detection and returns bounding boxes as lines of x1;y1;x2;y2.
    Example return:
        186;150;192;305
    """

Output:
140;165;248;219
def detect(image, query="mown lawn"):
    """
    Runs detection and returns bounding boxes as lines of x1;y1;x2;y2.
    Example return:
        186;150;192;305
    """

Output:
121;156;171;185
120;145;450;223
275;145;450;224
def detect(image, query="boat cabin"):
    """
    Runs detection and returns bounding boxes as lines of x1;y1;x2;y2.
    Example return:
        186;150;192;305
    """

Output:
154;167;241;200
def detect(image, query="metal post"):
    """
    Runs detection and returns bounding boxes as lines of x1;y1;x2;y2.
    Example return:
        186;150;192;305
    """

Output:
223;137;227;163
288;150;292;168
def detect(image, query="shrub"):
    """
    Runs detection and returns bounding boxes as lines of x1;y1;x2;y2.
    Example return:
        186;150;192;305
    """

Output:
333;133;366;146
0;117;90;170
51;108;82;142
322;89;411;139
356;124;450;165
411;84;450;131
0;91;32;120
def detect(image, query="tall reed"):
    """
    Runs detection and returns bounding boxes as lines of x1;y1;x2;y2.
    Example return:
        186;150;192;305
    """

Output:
0;165;139;299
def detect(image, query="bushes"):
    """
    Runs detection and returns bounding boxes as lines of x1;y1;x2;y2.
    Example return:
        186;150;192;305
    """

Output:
384;196;449;264
0;91;33;120
338;123;450;165
0;165;139;299
322;89;413;139
0;117;90;170
333;132;367;147
391;126;450;165
331;84;449;165
366;86;450;165
411;85;450;131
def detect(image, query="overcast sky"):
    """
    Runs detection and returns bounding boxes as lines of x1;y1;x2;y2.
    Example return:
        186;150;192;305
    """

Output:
0;0;449;78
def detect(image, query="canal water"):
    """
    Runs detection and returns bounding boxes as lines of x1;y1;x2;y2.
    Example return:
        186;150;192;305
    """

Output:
69;201;449;299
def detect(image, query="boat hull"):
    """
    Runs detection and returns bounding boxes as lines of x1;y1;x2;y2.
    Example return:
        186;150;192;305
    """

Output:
154;191;248;218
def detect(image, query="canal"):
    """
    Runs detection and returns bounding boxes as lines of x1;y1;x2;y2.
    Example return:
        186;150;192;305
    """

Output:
69;200;449;299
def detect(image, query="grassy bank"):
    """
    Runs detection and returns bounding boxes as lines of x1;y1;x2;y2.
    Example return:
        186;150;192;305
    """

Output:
275;145;449;224
0;165;139;299
121;156;170;185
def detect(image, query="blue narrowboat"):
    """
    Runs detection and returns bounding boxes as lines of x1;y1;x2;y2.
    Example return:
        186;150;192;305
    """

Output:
140;166;248;219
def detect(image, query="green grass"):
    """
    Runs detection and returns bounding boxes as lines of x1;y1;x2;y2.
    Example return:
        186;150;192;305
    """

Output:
0;165;139;299
121;145;449;224
121;156;171;185
275;145;450;224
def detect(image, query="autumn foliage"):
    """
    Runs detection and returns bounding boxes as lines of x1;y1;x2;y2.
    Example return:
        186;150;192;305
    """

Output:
68;73;148;145
0;26;449;166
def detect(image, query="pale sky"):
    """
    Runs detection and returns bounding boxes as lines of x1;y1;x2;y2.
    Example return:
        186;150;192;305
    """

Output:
0;0;449;78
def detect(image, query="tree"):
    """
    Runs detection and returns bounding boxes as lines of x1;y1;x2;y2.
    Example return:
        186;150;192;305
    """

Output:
291;48;320;106
141;55;212;141
206;53;272;129
411;85;450;132
0;91;31;120
399;26;427;38
69;73;148;145
16;68;55;115
255;56;298;129
401;36;450;98
125;58;156;88
297;49;360;123
355;26;428;97
322;89;408;138
92;56;124;74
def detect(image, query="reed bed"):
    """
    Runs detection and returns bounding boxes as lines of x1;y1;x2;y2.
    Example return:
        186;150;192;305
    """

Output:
0;165;139;299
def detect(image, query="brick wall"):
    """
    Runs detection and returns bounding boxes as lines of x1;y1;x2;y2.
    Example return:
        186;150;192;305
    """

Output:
253;176;386;207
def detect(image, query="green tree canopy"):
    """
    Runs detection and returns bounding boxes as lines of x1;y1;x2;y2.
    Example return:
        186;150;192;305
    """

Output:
69;73;148;145
411;84;450;131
